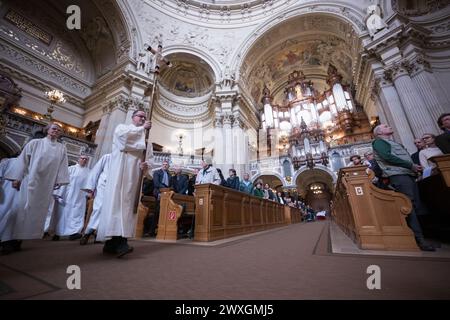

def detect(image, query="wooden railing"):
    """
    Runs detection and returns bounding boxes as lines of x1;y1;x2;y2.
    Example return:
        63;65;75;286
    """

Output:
332;166;419;251
193;184;289;242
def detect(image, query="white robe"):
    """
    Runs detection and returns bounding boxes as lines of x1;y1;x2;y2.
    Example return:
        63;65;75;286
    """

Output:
0;158;19;240
3;137;69;240
96;124;146;241
82;153;111;231
54;164;90;236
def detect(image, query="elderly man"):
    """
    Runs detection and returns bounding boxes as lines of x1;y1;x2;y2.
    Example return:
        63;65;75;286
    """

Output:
195;159;221;185
97;110;151;257
372;123;435;251
1;123;70;254
52;155;90;241
144;160;172;237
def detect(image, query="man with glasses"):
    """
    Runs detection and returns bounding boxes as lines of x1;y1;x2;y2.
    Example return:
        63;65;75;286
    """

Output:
372;124;435;251
96;110;151;258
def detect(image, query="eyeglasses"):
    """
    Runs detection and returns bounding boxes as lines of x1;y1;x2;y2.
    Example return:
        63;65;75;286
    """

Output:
134;115;146;119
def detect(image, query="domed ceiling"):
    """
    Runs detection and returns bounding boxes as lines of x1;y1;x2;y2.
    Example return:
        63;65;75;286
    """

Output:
240;13;361;106
159;53;215;97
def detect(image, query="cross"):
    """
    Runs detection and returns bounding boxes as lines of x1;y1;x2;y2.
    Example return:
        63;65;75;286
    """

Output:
146;44;172;74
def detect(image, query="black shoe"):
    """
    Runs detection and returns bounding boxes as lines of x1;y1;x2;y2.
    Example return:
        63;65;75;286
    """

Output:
69;233;82;241
117;246;134;258
1;241;16;255
419;244;436;252
42;232;50;239
80;234;91;245
52;235;60;241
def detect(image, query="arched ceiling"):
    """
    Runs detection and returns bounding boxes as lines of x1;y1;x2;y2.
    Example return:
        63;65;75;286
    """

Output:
296;169;334;197
159;52;215;97
3;0;129;84
240;13;362;106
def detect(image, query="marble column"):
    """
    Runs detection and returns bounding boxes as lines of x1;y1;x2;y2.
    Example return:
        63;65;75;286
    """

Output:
410;57;448;132
223;113;233;173
377;72;416;153
93;105;111;162
213;115;224;169
98;96;127;156
232;115;247;177
390;61;437;137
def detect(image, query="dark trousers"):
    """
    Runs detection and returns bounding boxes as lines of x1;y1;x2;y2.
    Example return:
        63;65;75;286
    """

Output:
145;200;160;236
389;175;425;242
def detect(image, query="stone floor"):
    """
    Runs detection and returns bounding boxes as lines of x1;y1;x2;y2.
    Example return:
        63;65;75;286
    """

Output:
1;220;449;300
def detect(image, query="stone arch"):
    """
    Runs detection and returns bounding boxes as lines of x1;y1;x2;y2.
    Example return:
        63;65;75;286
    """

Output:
163;46;221;85
293;165;338;185
251;171;286;187
0;135;21;158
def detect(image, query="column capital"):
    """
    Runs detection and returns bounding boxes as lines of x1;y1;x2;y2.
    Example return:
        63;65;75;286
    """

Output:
387;60;412;80
409;54;432;76
223;113;233;127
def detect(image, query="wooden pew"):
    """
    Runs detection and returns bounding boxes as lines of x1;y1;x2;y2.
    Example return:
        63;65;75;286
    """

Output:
432;154;450;187
418;154;450;242
135;195;156;238
157;188;195;241
332;166;419;251
194;184;287;242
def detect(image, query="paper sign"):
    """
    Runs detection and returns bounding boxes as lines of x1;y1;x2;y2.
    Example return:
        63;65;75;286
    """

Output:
355;186;364;196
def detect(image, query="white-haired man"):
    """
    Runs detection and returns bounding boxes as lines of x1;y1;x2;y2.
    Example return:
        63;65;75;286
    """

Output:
195;159;221;185
97;110;151;257
372;124;435;251
1;123;69;254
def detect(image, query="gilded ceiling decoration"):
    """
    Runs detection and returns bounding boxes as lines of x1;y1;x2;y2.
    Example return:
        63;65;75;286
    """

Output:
240;14;361;106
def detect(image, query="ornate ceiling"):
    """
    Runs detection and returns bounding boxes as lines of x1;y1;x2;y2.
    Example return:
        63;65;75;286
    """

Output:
240;13;362;106
159;52;215;97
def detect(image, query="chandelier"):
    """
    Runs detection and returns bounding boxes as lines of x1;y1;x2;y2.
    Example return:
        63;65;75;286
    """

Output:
44;89;66;120
260;65;356;169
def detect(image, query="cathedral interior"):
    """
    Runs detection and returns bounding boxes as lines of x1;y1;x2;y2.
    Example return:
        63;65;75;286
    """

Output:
1;0;450;300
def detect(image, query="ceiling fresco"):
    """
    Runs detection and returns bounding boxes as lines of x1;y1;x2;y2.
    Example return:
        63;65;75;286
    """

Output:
159;53;215;96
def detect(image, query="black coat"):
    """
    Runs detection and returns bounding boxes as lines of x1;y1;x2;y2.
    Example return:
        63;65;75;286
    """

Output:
153;169;172;198
436;131;450;154
171;174;189;195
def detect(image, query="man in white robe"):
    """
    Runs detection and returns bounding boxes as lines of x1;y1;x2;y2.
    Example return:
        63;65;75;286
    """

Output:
53;155;90;240
0;158;18;243
79;153;111;245
1;123;69;254
97;110;151;257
